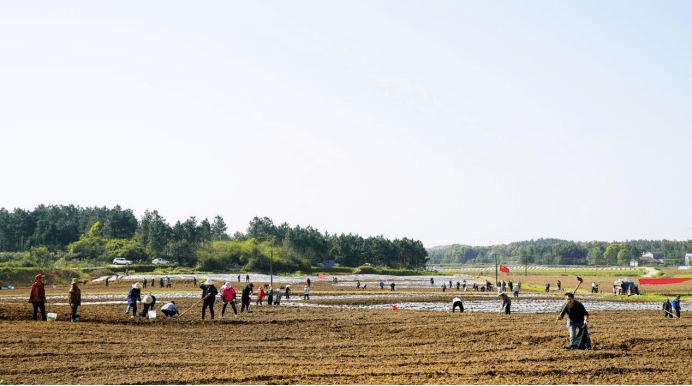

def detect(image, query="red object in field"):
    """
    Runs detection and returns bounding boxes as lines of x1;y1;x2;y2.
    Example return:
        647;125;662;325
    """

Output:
499;265;510;273
317;275;326;279
392;306;398;311
639;278;692;285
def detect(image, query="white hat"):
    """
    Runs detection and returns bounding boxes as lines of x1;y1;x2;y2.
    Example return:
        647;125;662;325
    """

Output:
143;295;154;304
71;278;80;285
133;282;142;289
204;279;214;286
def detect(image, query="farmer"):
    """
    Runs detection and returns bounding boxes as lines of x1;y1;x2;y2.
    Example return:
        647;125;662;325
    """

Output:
105;277;109;287
380;281;384;290
663;298;673;318
514;280;521;298
166;276;171;288
452;297;464;313
672;295;682;318
200;279;218;320
142;293;156;317
267;286;274;305
556;280;561;291
221;282;238;318
142;278;147;288
273;287;282;305
462;280;467;291
237;274;241;282
307;278;311;288
591;282;598;294
356;280;361;289
68;278;81;323
241;283;253;313
284;284;290;299
430;278;434;286
159;277;164;288
161;301;179;317
502;281;507;292
442;283;446;292
303;286;310;300
127;282;142;318
545;283;550;292
449;280;453;289
256;285;265;305
508;281;513;291
246;274;250;283
456;281;460;291
556;293;591;349
29;273;47;321
390;282;395;291
193;277;197;287
498;292;511;314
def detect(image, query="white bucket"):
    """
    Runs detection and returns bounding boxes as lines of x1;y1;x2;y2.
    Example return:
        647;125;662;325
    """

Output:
148;310;157;320
47;313;57;321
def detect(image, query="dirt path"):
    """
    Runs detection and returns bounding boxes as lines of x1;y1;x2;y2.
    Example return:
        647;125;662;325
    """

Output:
642;266;660;277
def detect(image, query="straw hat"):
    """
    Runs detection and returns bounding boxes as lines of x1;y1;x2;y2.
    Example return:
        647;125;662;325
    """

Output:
35;274;46;280
70;278;80;285
204;279;214;286
133;282;142;289
143;295;154;305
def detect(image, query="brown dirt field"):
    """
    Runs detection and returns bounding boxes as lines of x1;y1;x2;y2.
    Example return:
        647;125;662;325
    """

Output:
2;277;692;384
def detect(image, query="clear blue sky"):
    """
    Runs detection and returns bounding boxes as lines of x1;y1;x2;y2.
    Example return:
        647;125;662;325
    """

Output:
1;1;690;247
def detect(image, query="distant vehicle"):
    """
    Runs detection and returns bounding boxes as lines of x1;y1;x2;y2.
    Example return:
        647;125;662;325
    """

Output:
113;258;133;265
152;258;170;265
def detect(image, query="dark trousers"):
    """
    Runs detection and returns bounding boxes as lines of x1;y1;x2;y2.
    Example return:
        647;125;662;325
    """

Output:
130;302;138;317
70;304;79;320
513;291;519;298
162;310;176;317
452;301;464;313
142;303;153;316
268;294;273;304
32;301;46;321
222;301;237;317
241;298;250;313
202;298;215;319
504;304;511;314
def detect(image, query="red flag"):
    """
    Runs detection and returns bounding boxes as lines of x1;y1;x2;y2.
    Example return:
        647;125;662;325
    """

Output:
317;275;326;279
499;265;510;273
392;306;398;311
639;278;692;285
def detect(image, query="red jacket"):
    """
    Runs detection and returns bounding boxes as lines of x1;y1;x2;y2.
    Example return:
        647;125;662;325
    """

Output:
29;280;45;303
257;287;265;300
222;286;236;302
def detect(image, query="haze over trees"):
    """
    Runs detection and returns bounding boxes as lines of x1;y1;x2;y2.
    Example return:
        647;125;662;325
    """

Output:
427;238;692;267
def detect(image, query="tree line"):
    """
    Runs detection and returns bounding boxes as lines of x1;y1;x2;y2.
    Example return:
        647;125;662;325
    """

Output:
0;205;428;271
427;238;692;267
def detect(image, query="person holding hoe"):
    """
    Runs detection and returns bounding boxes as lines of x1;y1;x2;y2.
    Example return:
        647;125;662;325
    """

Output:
68;278;81;323
200;279;218;320
29;273;47;321
556;292;591;349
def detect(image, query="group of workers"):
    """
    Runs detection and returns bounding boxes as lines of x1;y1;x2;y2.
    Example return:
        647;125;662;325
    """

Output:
25;273;684;351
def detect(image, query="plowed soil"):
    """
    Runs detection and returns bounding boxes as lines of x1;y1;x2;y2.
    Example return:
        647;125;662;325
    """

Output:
1;277;691;384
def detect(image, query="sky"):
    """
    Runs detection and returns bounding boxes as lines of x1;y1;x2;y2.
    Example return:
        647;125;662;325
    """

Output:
1;1;690;248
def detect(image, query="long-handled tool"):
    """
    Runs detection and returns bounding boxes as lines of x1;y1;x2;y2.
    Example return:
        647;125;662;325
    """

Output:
572;276;584;294
176;297;204;318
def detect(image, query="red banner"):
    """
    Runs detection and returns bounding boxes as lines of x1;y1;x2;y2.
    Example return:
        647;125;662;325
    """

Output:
499;265;510;273
639;278;692;285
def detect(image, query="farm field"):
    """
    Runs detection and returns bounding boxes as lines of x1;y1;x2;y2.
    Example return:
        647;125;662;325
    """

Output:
1;273;692;384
